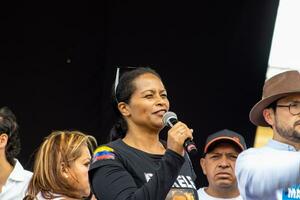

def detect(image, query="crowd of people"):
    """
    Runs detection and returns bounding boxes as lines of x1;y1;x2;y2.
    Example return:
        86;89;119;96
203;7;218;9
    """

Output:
0;67;299;200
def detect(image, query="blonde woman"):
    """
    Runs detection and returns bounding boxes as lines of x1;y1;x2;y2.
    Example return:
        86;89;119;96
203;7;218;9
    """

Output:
24;130;97;200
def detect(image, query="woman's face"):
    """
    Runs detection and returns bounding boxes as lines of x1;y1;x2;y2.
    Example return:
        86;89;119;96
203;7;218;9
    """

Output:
125;73;170;130
67;145;92;198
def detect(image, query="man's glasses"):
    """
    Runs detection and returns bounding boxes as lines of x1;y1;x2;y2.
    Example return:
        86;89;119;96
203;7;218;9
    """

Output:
276;102;300;115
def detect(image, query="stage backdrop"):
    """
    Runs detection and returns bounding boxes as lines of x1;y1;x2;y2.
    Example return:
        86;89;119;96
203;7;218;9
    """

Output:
1;0;279;188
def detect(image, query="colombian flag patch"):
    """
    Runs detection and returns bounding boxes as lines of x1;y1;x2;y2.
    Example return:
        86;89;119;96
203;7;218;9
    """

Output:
92;146;115;162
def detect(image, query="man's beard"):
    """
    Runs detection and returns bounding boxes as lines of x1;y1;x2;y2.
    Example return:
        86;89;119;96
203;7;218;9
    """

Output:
275;119;300;142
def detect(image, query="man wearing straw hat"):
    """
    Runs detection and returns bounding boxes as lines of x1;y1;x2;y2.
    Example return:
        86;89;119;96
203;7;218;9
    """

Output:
235;70;300;200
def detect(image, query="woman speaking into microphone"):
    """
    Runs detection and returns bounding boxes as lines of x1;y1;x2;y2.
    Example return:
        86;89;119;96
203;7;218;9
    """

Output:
89;67;198;200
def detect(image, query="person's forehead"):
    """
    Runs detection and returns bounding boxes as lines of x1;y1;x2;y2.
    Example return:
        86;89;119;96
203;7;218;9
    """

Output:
208;143;240;153
133;74;166;92
77;145;91;159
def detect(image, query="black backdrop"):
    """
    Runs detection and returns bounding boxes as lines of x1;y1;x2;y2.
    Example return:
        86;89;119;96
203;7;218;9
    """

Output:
1;0;279;188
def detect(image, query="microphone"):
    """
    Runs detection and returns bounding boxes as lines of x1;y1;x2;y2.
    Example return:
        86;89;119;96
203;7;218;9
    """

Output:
162;111;198;156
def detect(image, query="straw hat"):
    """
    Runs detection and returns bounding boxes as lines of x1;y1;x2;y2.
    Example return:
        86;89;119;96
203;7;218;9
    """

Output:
249;70;300;126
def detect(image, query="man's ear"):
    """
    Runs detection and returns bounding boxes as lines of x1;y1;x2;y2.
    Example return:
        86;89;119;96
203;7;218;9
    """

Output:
0;133;9;149
200;158;207;175
118;102;130;117
263;108;274;126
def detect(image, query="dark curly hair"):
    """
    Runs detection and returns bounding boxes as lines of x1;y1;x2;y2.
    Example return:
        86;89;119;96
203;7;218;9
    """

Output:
0;106;21;166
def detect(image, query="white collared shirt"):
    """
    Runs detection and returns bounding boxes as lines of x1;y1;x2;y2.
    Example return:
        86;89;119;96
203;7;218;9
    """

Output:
235;139;300;200
0;159;33;200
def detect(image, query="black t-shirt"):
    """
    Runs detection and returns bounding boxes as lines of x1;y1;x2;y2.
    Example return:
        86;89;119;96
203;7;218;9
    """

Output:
89;139;198;200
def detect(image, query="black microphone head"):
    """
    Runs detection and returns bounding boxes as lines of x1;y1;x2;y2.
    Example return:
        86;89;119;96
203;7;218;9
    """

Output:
162;111;178;128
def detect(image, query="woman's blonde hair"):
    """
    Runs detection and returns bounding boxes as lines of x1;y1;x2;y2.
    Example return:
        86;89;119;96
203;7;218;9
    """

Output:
24;130;97;200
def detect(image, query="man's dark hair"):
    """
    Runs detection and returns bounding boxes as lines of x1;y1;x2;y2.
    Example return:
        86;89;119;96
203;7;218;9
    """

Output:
267;100;278;111
0;106;21;165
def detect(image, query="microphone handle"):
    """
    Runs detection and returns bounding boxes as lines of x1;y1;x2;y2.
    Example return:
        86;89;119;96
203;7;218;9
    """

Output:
183;138;198;156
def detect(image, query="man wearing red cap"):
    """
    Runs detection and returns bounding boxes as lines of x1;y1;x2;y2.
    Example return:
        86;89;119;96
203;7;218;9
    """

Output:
198;129;246;200
235;70;300;200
